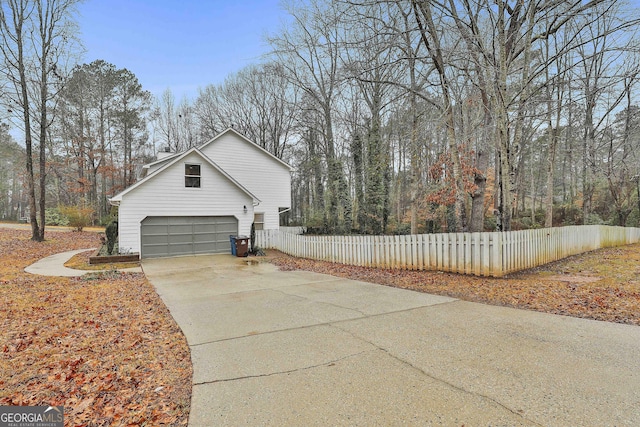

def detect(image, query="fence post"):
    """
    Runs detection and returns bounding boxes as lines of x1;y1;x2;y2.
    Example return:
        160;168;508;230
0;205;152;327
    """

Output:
437;233;442;271
491;232;503;277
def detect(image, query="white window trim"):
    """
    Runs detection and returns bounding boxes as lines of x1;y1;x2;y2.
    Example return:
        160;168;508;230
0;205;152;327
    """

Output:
254;212;265;230
185;163;202;188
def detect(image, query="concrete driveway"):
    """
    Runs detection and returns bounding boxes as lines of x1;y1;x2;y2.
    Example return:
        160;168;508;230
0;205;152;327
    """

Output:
142;254;640;426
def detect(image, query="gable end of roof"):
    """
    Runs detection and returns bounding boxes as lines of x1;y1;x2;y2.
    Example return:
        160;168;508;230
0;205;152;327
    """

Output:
109;147;261;204
198;128;294;171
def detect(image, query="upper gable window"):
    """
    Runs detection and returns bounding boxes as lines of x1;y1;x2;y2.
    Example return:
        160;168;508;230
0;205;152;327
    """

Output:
185;164;201;188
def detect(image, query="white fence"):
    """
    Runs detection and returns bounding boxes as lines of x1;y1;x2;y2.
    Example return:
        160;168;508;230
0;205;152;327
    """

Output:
255;225;640;277
279;226;306;235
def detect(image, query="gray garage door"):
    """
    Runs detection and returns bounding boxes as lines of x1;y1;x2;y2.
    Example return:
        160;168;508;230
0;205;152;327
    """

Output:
140;216;238;258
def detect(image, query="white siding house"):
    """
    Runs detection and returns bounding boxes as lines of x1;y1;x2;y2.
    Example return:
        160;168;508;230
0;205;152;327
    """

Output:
110;129;293;258
198;130;292;231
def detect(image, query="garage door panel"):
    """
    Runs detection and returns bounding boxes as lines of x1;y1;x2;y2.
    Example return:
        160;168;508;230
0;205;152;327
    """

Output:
193;225;215;234
142;224;169;234
169;243;193;256
169;224;193;234
168;217;192;225
168;233;193;244
215;221;237;231
143;244;172;257
141;216;238;258
193;242;216;253
193;233;216;243
143;217;169;225
143;234;169;245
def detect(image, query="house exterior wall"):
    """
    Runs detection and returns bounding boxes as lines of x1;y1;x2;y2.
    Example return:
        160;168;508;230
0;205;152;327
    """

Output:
118;151;254;254
199;132;292;230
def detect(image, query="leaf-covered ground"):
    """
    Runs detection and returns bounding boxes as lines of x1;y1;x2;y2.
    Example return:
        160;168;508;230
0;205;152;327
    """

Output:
0;228;191;426
267;243;640;326
64;250;140;271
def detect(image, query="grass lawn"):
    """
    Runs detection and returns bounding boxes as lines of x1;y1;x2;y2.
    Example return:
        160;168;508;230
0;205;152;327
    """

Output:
0;228;191;426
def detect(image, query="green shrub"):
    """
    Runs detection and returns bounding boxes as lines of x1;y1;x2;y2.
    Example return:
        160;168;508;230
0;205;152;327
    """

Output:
105;220;118;254
100;215;114;226
626;209;640;227
250;222;256;253
59;205;95;231
585;212;606;225
518;217;533;229
556;204;582;226
100;205;119;226
483;216;497;232
45;208;69;226
392;222;411;235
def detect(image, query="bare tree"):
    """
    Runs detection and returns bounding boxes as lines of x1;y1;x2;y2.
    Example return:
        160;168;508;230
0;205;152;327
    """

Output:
0;123;24;220
341;1;404;234
112;68;151;188
268;0;352;233
0;0;80;240
411;0;468;232
153;88;180;152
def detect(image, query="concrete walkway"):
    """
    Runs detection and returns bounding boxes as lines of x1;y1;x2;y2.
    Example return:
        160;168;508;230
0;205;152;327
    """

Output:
143;254;640;426
3;222;141;277
25;249;142;276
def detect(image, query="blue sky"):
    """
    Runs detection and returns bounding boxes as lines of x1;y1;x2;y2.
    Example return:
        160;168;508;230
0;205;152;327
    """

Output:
77;0;287;101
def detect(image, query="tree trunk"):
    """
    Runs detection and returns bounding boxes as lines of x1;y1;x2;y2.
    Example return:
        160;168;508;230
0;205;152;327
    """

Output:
408;54;420;234
582;93;595;224
412;0;467;231
351;133;365;233
323;106;350;234
6;2;43;241
544;127;558;228
470;149;488;232
365;104;386;234
496;105;512;231
469;84;492;232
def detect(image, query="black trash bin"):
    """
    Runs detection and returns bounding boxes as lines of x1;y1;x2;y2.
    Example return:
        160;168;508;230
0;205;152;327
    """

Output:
235;236;249;257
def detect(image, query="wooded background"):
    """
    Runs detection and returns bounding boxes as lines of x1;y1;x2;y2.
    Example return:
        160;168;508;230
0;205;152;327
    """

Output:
2;0;640;241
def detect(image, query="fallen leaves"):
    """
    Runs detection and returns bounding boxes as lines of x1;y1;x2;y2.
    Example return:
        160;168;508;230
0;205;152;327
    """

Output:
64;250;140;271
0;228;191;426
266;243;640;326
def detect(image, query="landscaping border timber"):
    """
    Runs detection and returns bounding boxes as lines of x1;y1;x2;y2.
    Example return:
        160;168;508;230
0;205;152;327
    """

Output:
89;248;140;265
256;225;640;277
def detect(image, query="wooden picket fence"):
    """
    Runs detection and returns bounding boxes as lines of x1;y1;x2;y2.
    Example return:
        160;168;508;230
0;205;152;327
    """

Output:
255;225;640;277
